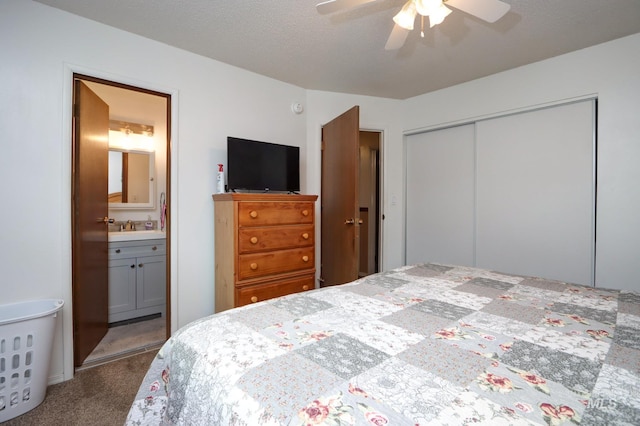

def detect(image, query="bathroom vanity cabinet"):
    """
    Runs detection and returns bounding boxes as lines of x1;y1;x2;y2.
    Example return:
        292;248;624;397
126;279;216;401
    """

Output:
108;239;166;323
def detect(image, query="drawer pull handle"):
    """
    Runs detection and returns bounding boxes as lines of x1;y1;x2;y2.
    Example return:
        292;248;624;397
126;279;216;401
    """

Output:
139;263;144;268
130;264;135;269
250;236;258;244
250;296;258;303
302;233;309;240
250;210;258;218
115;249;121;253
152;246;157;251
302;285;309;291
250;262;258;270
302;256;309;262
302;209;309;217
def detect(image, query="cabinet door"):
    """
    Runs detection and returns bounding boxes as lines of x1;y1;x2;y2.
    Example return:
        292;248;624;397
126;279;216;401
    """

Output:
108;258;137;318
136;255;166;309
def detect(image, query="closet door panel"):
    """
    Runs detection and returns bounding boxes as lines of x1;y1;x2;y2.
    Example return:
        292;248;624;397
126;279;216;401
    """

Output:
405;124;475;266
475;100;594;285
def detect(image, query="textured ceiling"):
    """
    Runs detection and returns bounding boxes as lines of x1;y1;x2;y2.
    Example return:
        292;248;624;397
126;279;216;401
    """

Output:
35;0;640;99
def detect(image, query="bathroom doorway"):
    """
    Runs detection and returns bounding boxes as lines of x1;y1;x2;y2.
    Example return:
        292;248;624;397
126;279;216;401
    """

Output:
71;74;171;369
358;131;381;277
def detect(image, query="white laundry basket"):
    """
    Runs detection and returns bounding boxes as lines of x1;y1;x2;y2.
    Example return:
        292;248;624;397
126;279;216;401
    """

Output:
0;299;64;422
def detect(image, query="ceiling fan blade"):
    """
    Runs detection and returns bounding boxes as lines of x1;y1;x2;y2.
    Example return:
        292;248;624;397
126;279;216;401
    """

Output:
316;0;377;14
385;24;410;50
445;0;510;23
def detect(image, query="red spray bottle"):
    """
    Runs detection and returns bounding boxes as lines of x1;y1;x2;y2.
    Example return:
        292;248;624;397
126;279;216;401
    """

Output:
216;163;225;193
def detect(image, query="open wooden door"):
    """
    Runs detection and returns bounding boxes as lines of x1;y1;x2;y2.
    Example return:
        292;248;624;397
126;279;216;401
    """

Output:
320;106;360;287
72;80;110;367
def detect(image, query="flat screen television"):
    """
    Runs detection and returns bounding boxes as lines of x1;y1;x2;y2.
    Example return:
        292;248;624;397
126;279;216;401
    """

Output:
227;137;300;193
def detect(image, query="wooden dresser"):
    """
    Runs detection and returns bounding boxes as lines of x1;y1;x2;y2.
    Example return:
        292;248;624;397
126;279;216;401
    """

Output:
213;193;318;312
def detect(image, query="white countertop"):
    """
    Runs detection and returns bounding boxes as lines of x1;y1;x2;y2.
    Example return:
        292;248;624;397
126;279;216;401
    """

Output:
108;230;166;242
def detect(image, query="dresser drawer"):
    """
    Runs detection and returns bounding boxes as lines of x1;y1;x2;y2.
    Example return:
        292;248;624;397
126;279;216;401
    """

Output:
238;225;314;253
238;201;314;226
236;274;314;306
109;239;166;259
237;247;314;280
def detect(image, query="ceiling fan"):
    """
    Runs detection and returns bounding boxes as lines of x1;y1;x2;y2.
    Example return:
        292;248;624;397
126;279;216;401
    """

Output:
316;0;511;50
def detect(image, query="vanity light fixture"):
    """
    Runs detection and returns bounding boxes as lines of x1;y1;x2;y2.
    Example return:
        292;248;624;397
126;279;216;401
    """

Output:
109;120;154;137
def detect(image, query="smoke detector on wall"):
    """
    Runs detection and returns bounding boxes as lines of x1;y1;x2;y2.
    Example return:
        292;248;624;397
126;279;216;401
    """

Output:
291;102;304;114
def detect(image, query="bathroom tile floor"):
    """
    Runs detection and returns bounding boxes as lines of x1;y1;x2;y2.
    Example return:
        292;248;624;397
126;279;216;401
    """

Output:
80;316;166;369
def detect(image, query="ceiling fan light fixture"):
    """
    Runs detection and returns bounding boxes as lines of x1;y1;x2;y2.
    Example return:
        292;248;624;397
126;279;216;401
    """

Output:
428;4;452;27
315;0;511;51
414;0;443;16
393;0;417;30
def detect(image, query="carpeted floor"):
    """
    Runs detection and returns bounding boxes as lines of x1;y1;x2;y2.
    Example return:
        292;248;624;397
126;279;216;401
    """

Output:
2;350;158;426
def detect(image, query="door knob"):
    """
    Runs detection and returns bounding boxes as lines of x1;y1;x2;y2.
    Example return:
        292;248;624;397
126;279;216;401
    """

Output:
345;218;355;225
358;219;364;225
98;217;115;224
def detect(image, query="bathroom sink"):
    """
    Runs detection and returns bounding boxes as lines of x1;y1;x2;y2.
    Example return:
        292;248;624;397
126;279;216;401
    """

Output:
108;230;166;242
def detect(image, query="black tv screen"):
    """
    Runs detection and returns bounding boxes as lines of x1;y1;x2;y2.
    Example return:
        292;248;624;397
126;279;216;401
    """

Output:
227;137;300;193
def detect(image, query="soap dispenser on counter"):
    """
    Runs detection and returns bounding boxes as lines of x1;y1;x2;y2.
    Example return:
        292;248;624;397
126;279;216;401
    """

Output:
145;215;153;230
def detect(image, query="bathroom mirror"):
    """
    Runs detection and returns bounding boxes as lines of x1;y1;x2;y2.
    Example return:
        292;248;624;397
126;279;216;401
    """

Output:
108;148;155;209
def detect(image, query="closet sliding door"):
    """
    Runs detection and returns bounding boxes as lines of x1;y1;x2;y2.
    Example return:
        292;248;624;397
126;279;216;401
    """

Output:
405;124;475;266
475;100;595;285
405;99;595;286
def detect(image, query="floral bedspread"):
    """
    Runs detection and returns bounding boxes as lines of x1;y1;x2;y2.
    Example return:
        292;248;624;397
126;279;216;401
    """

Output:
126;264;640;425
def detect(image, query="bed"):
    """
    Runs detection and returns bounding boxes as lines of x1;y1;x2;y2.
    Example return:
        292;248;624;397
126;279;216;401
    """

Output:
126;263;640;425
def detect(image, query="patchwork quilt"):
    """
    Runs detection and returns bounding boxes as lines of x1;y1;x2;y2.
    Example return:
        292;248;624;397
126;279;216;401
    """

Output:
126;264;640;425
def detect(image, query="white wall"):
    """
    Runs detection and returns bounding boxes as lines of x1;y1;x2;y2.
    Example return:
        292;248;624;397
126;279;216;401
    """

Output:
0;0;310;383
401;33;640;292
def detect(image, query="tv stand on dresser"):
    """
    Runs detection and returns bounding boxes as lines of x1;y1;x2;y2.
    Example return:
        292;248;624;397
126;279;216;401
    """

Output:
212;192;318;312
